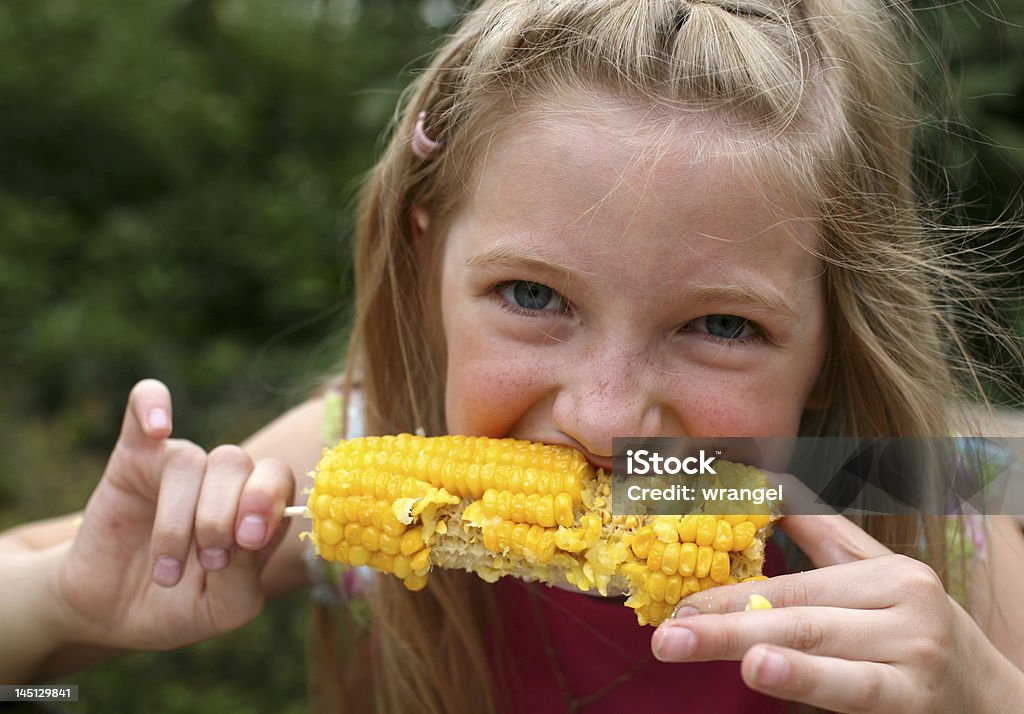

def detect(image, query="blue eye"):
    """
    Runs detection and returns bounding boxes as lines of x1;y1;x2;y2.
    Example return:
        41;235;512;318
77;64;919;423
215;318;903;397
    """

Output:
498;281;568;313
689;314;758;340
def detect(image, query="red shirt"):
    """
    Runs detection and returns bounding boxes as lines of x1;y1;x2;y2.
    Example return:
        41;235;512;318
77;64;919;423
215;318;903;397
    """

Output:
490;542;789;714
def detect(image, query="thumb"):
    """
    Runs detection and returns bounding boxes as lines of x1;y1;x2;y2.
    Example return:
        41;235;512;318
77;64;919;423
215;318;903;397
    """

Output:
765;469;891;567
778;514;892;568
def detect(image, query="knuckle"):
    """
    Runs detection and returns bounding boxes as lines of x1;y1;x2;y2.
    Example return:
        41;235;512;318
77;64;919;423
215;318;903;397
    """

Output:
194;513;234;546
905;634;950;674
786;616;824;653
154;520;193;551
712;622;739;657
256;455;290;476
208;444;253;472
773;577;811;609
888;554;944;596
849;669;884;712
254;457;296;494
166;439;208;471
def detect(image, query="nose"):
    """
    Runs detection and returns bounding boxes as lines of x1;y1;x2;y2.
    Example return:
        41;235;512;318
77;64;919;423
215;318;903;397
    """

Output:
550;347;673;459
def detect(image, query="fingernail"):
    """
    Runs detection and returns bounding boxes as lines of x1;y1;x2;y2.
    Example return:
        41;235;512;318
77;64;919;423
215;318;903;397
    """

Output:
237;515;267;547
199;547;230;571
752;648;790;687
673;605;700;619
653;626;697;661
153;556;182;587
148;408;170;431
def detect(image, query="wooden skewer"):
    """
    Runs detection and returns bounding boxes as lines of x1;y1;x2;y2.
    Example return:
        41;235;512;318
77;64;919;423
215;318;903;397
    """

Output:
283;505;310;518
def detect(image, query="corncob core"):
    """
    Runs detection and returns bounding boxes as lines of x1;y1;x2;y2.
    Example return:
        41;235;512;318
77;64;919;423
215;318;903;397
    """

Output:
305;434;776;626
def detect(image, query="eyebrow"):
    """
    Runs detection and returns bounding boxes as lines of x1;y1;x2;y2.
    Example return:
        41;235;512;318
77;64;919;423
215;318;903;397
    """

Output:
689;285;799;322
465;246;800;321
464;245;582;282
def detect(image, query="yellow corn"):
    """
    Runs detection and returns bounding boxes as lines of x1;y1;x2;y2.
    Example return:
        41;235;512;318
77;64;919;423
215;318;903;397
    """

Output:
745;593;773;611
305;434;776;627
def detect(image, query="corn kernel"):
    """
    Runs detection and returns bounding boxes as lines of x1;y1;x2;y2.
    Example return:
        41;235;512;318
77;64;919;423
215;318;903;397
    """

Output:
554;493;574;528
695;515;718;546
748;514;771;529
349;545;371;567
713;520;734;552
696;545;713;578
647;540;667;572
631;526;655;559
404;573;428;591
677;514;699;543
652;517;679;543
746;594;773;611
661;542;681;575
710;550;731;584
665;574;683;605
318;519;344;546
648;571;668;602
679;542;698;577
410;548;431;573
732;521;756;551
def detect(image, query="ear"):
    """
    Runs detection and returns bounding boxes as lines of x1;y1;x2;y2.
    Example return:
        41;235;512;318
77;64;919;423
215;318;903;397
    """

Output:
410;204;430;240
410;204;431;267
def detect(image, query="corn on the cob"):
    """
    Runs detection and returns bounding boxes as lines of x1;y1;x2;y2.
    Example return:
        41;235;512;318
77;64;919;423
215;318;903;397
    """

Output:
305;434;776;626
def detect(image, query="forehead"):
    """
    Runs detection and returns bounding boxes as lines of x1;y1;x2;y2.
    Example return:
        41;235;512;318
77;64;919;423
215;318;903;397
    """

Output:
447;101;821;284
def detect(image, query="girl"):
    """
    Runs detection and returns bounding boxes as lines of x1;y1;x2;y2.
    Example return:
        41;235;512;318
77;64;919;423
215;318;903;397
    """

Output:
3;0;1023;712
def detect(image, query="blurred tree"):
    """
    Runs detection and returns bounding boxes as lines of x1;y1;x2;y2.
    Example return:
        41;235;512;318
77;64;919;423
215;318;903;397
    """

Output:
910;1;1024;404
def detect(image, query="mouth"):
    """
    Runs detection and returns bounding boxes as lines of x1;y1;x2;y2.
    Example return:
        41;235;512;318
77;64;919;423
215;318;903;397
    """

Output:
584;454;614;472
527;434;614;472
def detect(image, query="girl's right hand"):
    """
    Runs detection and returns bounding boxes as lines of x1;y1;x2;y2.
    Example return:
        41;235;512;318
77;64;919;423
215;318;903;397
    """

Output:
54;379;295;651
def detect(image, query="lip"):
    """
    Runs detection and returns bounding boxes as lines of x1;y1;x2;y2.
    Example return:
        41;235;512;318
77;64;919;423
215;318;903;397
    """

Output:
531;434;615;472
583;454;614;472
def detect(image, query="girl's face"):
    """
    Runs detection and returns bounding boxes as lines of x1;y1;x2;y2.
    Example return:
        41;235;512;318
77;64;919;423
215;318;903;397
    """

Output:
438;107;828;468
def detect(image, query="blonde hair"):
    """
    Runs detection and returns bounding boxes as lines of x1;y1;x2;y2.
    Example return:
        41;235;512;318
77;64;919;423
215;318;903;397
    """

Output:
314;1;1006;712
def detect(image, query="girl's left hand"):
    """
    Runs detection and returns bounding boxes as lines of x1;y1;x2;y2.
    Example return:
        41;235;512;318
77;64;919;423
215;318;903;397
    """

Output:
651;514;1024;713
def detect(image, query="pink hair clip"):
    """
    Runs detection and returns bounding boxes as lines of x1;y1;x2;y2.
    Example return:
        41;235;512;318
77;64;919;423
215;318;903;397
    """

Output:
412;110;442;161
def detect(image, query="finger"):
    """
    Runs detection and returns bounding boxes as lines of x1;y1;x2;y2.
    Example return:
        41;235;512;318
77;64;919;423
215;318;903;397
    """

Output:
778;514;891;568
150;440;206;587
105;381;174;496
204;458;294;615
675;560;902;614
652;606;900;663
118;379;174;450
194;445;252;572
759;470;890;567
234;457;294;556
741;644;903;713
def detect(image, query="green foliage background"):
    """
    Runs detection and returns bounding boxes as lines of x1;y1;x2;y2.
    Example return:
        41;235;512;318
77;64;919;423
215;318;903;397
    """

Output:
0;0;1020;711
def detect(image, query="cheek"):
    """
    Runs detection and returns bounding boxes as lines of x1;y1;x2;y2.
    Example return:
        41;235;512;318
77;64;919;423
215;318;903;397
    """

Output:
673;361;820;438
680;393;798;437
443;331;548;436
